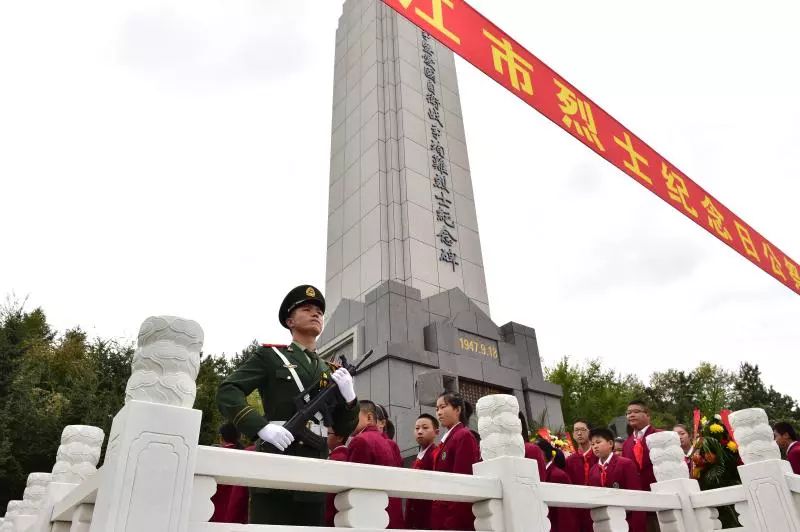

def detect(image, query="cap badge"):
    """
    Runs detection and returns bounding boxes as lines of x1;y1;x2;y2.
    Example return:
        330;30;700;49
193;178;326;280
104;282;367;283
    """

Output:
306;287;316;297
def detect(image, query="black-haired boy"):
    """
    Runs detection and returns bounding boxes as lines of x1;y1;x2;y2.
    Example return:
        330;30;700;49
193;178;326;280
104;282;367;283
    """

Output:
588;428;646;532
405;413;440;529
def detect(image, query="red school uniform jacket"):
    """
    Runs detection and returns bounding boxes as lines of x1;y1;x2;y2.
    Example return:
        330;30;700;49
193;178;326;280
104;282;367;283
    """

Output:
524;442;546;480
382;431;404;467
588;455;646;532
565;448;598;532
325;445;350;526
348;425;406;529
565;448;598;486
431;423;481;531
787;441;800;475
405;444;437;530
623;425;659;490
544;463;578;532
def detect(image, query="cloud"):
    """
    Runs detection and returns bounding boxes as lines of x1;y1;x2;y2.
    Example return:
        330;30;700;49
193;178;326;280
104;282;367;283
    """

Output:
570;232;706;293
117;7;309;84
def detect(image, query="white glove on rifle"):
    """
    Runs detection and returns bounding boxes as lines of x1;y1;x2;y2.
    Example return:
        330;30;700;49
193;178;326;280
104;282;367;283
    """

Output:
331;367;356;403
257;424;294;451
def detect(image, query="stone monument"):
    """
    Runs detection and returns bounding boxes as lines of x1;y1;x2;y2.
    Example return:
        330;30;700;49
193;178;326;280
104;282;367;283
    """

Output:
320;0;563;459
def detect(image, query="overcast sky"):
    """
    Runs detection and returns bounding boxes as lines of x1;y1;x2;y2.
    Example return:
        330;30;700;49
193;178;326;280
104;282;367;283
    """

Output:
1;0;798;397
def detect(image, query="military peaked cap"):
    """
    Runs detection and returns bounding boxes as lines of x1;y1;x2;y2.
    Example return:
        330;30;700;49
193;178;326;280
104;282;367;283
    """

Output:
279;284;325;328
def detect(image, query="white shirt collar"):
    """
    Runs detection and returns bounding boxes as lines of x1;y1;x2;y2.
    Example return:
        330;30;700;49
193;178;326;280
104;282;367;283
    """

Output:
788;441;798;454
599;453;614;467
545;460;553;470
440;422;462;444
417;443;433;460
636;425;651;439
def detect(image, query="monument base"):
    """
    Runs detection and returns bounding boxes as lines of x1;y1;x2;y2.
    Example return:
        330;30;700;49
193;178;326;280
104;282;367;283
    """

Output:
318;280;563;457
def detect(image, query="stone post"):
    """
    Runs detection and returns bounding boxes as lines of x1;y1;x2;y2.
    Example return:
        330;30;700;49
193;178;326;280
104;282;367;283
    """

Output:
1;501;23;532
647;431;721;532
30;425;104;532
333;489;390;528
729;407;800;531
88;316;203;532
11;473;52;532
472;394;548;532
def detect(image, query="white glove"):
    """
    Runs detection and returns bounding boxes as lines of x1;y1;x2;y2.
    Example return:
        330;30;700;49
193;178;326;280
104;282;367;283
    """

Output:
331;367;356;403
257;424;294;451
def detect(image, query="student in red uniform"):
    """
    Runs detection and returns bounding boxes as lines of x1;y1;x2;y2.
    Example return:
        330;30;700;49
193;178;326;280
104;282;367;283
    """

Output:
431;391;481;531
774;421;800;474
405;413;440;530
566;419;598;485
564;419;597;532
536;439;577;532
376;404;404;468
324;426;350;526
588;428;646;532
623;400;659;490
347;400;405;528
673;424;693;475
623;400;660;531
518;413;546;479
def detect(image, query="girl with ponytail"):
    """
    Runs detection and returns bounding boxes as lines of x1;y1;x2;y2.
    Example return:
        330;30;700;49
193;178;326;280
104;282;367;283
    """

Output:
536;438;577;531
430;391;481;530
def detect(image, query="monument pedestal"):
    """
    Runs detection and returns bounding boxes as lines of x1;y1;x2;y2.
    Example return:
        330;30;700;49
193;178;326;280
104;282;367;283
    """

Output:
318;280;563;458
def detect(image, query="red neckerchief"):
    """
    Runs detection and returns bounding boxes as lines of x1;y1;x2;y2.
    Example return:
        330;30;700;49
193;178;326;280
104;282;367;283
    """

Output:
633;431;645;469
578;447;592;484
598;455;613;487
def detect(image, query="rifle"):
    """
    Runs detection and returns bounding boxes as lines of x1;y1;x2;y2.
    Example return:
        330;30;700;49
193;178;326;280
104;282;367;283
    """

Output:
257;348;374;453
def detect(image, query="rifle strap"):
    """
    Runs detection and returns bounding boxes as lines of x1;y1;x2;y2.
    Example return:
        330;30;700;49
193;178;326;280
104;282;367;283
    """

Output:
270;347;323;424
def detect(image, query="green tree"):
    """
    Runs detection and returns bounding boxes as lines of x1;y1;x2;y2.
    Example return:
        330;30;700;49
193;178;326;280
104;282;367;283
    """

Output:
730;363;799;423
546;356;645;429
195;353;232;446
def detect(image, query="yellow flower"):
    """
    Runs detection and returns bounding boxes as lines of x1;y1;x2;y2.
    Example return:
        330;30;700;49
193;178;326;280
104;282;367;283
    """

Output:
700;416;708;425
709;423;724;434
727;441;738;452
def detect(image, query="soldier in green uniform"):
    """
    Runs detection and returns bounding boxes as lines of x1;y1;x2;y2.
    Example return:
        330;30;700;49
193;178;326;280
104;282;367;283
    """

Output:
217;284;359;525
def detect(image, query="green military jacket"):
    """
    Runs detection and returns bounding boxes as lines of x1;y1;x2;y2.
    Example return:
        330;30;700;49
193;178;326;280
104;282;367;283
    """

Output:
217;341;358;456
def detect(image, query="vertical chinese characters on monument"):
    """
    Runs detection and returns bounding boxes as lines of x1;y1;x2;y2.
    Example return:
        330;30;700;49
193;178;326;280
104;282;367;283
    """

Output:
422;30;459;272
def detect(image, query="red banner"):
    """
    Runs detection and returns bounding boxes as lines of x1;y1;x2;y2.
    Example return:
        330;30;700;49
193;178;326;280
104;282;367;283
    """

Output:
381;0;800;295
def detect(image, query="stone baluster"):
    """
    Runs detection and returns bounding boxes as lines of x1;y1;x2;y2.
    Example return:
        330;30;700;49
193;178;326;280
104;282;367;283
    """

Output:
591;506;628;532
333;489;390;528
89;316;204;532
1;501;23;532
472;394;548;532
729;407;800;531
66;505;93;532
30;425;105;532
647;431;721;532
12;473;52;532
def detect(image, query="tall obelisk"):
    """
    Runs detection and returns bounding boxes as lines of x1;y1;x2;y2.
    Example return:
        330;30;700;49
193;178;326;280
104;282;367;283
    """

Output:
325;0;489;317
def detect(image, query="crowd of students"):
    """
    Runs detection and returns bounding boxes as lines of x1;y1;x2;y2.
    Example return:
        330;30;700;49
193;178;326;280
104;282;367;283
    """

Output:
210;394;800;531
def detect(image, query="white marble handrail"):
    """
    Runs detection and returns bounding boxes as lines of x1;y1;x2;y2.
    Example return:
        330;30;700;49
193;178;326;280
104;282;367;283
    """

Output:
195;445;501;502
785;472;800;494
688;484;746;509
539;483;681;511
50;467;102;521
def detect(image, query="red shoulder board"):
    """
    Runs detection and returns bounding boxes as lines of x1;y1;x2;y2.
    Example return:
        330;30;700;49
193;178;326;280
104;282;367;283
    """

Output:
261;343;288;348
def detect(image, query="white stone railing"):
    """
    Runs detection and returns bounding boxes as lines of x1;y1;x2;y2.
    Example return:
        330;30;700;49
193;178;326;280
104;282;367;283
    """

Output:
3;316;800;531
